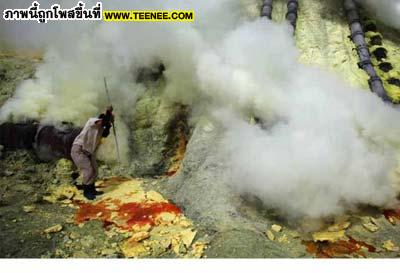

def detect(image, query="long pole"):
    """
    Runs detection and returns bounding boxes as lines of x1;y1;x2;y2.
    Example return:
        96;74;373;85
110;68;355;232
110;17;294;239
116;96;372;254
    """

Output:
103;77;121;164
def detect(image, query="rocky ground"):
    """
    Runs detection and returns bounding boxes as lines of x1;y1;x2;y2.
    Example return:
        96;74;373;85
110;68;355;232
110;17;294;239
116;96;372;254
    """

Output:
1;148;400;258
0;150;122;258
0;151;207;258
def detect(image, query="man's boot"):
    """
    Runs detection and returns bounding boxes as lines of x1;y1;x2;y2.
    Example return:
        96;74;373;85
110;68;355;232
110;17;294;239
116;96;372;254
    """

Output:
88;184;104;196
83;185;96;200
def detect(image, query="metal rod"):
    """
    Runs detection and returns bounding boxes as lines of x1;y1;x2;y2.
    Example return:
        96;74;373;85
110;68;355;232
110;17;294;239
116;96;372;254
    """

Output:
103;77;121;164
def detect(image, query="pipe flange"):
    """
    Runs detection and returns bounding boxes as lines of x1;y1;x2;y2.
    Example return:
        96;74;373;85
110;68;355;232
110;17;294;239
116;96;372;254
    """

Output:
287;0;298;9
369;76;383;84
350;30;364;40
356;44;370;52
348;17;361;26
358;59;372;69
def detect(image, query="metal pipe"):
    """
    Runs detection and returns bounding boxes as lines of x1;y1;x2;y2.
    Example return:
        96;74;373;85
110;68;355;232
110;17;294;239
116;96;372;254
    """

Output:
261;0;273;19
343;0;390;102
286;0;299;30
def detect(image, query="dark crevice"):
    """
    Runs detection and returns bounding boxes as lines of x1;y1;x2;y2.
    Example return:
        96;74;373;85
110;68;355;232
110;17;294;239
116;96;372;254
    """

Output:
364;23;377;32
378;62;393;72
163;105;191;177
388;78;400;87
136;63;165;84
369;35;382;46
372;47;388;61
0;69;7;81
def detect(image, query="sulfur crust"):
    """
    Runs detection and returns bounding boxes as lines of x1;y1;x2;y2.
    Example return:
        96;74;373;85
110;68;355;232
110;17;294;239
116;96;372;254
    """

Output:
295;0;369;90
294;0;400;101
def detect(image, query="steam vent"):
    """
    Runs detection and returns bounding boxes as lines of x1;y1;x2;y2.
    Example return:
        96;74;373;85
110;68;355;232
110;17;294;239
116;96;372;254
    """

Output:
1;0;400;267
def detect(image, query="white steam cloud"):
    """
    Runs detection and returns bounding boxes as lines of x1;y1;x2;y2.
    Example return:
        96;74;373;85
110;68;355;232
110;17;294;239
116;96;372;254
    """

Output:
1;0;400;218
0;0;256;162
197;19;400;218
357;0;400;30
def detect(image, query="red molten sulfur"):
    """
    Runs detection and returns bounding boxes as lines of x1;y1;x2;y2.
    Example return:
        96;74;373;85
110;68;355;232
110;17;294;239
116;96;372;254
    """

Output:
75;200;182;229
75;201;112;224
383;209;400;223
303;237;376;258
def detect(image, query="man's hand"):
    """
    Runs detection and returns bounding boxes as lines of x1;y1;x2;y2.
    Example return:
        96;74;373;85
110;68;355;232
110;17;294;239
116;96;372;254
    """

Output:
106;105;115;123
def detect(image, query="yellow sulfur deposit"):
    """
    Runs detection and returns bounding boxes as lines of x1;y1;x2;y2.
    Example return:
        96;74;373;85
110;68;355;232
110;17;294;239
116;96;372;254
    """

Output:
266;230;275;241
44;224;63;234
120;241;149;258
45;176;207;258
43;184;83;203
296;0;369;90
383;240;399;252
128;231;150;243
312;230;346;243
271;224;282;232
146;190;167;203
55;159;75;184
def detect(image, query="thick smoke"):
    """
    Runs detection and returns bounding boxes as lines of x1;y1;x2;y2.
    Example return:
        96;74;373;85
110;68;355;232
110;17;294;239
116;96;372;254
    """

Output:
357;0;400;30
1;0;400;218
197;19;400;218
0;0;256;163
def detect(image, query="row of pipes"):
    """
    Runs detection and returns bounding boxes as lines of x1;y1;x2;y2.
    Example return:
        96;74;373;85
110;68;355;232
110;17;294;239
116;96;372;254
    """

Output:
343;0;390;102
261;0;299;30
260;0;391;102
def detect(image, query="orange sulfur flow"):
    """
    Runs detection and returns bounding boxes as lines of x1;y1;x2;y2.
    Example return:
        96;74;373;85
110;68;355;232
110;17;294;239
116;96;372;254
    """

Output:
166;127;188;177
75;200;182;230
303;237;376;258
383;209;400;224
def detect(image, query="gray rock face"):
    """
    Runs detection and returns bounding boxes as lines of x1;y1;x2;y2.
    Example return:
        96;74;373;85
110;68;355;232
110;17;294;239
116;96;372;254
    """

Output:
0;55;38;107
166;119;240;229
207;229;292;258
129;84;188;177
164;118;307;258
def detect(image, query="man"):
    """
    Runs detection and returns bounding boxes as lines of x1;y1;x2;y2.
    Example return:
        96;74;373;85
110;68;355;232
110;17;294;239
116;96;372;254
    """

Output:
71;106;114;200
